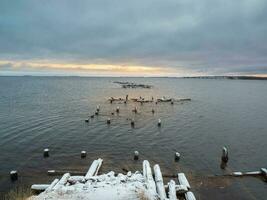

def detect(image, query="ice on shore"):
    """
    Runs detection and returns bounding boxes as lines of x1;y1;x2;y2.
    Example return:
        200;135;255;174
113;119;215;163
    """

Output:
30;171;158;200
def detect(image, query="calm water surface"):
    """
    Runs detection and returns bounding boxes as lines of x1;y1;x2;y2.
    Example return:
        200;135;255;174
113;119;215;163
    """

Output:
0;77;266;199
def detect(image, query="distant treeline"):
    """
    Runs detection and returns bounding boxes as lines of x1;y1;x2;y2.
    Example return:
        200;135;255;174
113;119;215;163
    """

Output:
183;76;267;80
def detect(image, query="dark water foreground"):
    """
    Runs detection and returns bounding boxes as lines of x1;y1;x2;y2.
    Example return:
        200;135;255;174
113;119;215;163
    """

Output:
0;76;266;199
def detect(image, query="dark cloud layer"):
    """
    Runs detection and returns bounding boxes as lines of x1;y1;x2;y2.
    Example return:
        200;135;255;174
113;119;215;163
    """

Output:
0;0;267;75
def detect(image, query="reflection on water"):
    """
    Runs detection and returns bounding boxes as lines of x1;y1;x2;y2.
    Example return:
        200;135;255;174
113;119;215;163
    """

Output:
0;77;267;199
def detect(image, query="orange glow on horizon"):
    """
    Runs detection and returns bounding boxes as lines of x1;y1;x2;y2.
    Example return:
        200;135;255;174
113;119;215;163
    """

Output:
0;60;176;76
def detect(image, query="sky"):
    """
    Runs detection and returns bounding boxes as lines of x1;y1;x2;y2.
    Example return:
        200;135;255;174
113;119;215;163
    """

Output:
0;0;267;77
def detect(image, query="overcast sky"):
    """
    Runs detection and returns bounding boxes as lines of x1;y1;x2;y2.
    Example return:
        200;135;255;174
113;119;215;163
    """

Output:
0;0;266;76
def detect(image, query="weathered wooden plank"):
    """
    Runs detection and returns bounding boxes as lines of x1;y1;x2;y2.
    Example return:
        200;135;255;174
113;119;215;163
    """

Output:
185;191;196;200
168;180;177;200
53;173;70;190
31;184;50;191
143;160;156;193
85;158;103;180
45;179;59;192
154;164;167;200
177;173;190;189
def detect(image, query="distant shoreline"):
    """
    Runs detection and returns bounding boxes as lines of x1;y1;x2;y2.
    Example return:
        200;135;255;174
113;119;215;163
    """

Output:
0;75;266;80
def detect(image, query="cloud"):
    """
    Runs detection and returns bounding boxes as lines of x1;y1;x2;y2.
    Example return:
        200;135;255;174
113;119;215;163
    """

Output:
0;0;267;75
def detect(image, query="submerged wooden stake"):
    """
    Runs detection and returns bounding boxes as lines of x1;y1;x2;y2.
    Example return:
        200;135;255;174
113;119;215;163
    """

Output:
221;146;229;163
43;148;49;157
175;152;180;161
81;151;87;158
158;119;161;127
134;151;139;160
10;170;18;181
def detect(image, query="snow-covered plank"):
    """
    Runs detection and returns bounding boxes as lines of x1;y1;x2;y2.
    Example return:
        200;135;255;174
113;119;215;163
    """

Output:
177;173;190;189
45;179;59;192
143;160;156;193
31;184;50;191
85;158;103;180
153;164;167;200
53;173;70;190
185;191;196;200
168;180;177;200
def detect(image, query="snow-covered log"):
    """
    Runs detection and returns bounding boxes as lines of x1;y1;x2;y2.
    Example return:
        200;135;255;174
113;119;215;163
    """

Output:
143;160;156;193
244;171;261;175
68;176;85;184
177;173;190;189
47;170;84;176
261;168;267;177
176;184;188;194
153;164;167;200
85;158;103;180
45;179;59;192
31;184;50;191
168;180;177;200
185;191;196;200
53;173;70;190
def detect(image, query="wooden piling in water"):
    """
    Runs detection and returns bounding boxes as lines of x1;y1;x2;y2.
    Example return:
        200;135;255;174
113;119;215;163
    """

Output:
43;148;49;157
10;170;18;181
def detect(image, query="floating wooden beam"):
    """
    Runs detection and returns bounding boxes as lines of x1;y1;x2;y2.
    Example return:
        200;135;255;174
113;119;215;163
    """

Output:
154;164;167;200
168;180;177;200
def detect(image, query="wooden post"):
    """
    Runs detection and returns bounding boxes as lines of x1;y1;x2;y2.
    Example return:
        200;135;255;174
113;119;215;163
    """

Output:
131;119;135;127
81;151;87;158
134;151;139;160
107;118;111;124
154;164;167;200
43;148;49;157
158;119;161;127
10;171;18;181
175;152;180;161
221;146;228;163
116;106;120;113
